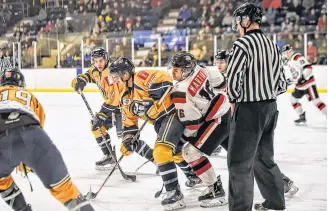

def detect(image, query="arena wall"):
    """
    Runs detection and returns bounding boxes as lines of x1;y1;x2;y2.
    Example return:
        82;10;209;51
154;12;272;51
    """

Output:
21;66;327;93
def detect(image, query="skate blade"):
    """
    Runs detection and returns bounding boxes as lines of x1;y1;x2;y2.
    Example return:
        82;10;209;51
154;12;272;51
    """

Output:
163;200;186;211
295;122;307;126
95;165;114;171
285;185;299;198
200;197;228;208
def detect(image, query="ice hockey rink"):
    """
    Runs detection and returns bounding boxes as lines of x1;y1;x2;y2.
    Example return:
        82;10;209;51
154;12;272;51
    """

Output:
0;92;326;211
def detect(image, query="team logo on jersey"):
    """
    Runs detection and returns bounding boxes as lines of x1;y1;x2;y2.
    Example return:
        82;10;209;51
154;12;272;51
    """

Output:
122;98;131;105
137;71;149;80
188;70;207;96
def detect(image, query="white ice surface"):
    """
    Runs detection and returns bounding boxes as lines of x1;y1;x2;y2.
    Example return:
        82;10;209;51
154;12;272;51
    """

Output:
0;93;326;211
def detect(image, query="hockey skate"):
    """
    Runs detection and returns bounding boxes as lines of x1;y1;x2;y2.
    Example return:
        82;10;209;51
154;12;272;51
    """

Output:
198;176;227;208
283;176;299;197
211;146;222;156
161;185;186;211
65;194;95;211
21;204;32;211
253;203;284;211
95;154;115;171
185;175;202;187
294;112;306;126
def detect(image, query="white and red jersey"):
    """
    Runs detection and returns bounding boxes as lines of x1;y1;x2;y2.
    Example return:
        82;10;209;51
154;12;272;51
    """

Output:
171;65;230;137
288;53;315;90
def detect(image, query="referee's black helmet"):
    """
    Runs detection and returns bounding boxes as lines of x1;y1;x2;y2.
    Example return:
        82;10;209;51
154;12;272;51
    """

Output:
232;3;263;31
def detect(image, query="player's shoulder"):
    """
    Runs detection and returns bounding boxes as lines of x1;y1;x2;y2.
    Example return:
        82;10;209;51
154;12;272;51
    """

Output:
291;53;304;61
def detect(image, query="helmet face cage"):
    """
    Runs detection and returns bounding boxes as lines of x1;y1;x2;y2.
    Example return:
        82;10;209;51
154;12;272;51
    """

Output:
0;68;26;88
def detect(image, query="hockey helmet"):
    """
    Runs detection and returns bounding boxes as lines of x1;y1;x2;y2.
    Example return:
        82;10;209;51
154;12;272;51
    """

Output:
0;67;26;88
215;50;228;61
109;57;135;76
91;47;110;62
232;3;263;31
281;44;293;53
169;51;197;73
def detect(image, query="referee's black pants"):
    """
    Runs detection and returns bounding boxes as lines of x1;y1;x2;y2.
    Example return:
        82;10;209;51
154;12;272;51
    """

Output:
227;100;285;211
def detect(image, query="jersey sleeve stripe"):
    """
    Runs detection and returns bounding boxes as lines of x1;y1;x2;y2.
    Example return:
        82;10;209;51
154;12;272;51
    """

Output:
205;95;225;121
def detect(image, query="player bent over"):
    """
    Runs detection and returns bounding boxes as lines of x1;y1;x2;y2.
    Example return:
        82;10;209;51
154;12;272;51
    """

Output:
170;52;230;207
0;67;94;211
215;49;299;197
109;57;201;210
71;48;154;170
282;44;326;125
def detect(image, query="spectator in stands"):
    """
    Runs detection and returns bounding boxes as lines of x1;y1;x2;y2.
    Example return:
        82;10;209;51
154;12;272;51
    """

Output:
276;33;286;49
160;43;170;66
146;45;158;67
179;4;191;21
133;21;144;31
100;21;108;33
199;5;209;20
199;45;211;65
307;9;318;25
313;33;322;48
125;22;132;33
318;39;327;65
190;43;202;61
281;17;294;33
307;41;318;64
67;0;75;14
222;11;233;27
83;38;94;56
293;41;303;53
302;0;314;10
65;53;75;67
78;5;84;13
317;14;327;32
111;45;124;59
212;26;220;35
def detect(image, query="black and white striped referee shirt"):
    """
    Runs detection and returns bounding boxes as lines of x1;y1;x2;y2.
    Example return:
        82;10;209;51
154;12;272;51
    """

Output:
226;29;287;103
0;57;12;74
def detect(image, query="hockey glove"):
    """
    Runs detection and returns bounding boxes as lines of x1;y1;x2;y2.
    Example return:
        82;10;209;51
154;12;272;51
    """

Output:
286;78;293;86
120;135;138;156
71;74;88;92
91;112;108;130
144;100;159;121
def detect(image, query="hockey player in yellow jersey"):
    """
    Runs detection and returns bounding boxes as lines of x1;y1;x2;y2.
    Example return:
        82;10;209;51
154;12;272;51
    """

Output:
109;57;201;211
0;67;94;211
71;48;156;170
71;48;122;170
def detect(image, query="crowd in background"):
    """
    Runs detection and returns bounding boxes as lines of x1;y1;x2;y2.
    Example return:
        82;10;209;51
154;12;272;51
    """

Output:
0;0;327;68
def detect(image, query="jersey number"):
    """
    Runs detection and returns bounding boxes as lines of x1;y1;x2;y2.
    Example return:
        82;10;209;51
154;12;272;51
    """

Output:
0;90;32;105
177;109;185;118
199;81;215;101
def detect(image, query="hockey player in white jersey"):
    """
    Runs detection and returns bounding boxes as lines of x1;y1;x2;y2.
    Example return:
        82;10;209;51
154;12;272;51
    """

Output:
282;44;327;124
169;51;231;208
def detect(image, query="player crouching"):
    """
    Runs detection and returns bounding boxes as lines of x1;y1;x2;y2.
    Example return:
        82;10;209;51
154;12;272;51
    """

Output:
0;68;94;211
170;51;230;208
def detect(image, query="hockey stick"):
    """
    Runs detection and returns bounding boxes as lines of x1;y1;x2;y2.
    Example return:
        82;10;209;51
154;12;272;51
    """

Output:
86;119;149;200
78;91;136;182
86;86;173;200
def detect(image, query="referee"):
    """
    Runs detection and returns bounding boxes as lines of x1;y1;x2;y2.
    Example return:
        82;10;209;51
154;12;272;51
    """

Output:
0;48;12;74
226;3;287;211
